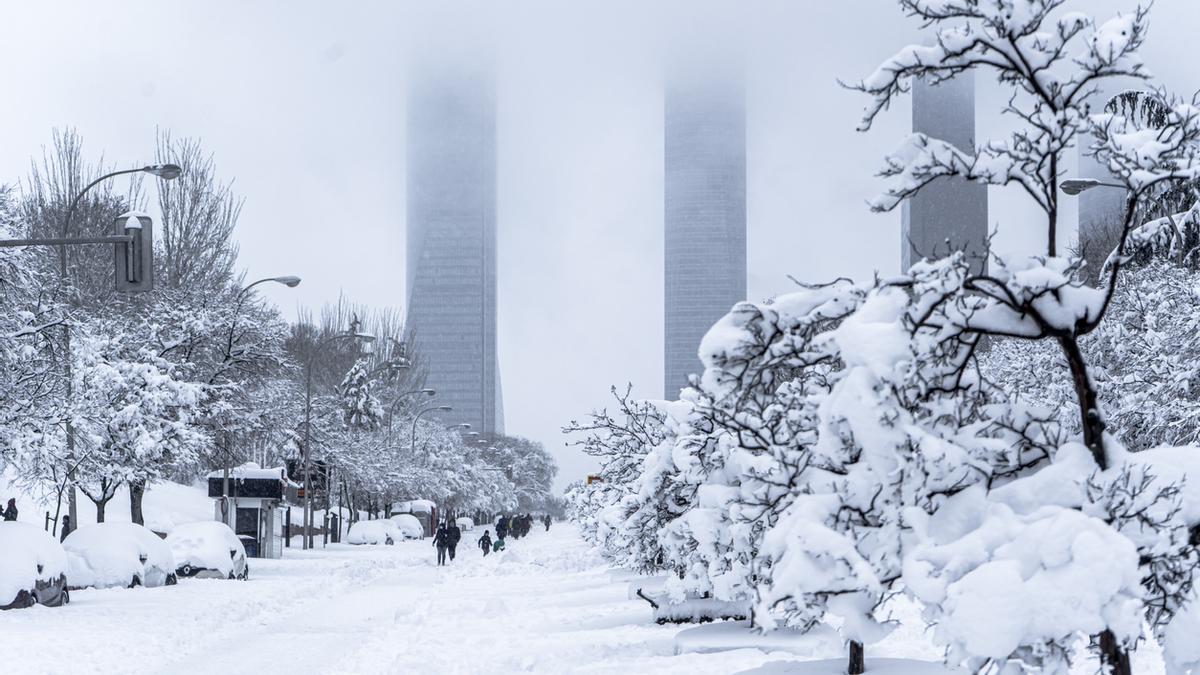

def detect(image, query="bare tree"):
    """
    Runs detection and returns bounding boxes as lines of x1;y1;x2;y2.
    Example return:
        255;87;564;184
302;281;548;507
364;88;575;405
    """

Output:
154;129;241;292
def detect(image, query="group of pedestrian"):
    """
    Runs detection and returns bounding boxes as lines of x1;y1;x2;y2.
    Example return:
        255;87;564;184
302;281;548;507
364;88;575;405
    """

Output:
433;512;556;565
432;518;462;566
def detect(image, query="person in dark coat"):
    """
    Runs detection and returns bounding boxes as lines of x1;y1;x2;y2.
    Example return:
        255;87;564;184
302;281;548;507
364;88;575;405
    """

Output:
543;514;552;531
496;515;509;540
478;530;492;557
432;523;450;566
447;521;462;561
3;498;17;522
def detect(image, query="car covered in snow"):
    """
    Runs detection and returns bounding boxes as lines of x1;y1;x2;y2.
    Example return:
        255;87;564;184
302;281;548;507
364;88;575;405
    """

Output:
63;522;177;589
346;520;403;545
0;521;70;610
390;514;424;540
455;517;474;532
166;521;248;580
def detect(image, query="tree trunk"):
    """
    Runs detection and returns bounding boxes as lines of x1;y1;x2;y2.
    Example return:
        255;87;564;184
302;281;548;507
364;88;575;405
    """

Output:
848;640;865;675
95;497;108;523
129;480;145;526
1058;335;1108;470
1100;629;1132;675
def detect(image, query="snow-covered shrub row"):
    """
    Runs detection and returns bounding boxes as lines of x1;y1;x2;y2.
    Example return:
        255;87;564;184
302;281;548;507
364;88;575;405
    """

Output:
568;3;1200;673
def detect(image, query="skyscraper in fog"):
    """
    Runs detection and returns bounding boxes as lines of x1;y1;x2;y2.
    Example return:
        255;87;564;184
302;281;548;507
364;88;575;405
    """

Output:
901;72;988;272
664;71;747;399
406;66;504;434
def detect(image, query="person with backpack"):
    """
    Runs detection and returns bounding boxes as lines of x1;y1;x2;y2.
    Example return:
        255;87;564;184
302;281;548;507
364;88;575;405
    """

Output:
447;520;462;561
478;529;492;557
432;522;450;566
496;515;509;541
3;498;17;522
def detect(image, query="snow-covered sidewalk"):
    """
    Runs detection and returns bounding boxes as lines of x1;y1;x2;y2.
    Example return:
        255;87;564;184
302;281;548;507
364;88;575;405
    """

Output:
0;525;1166;674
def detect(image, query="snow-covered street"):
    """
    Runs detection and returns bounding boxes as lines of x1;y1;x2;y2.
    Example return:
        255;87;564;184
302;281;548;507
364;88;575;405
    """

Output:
0;526;782;675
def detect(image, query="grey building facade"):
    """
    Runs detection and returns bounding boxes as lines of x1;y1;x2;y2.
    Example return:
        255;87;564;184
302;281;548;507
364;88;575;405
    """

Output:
664;72;747;399
406;67;504;434
901;72;989;272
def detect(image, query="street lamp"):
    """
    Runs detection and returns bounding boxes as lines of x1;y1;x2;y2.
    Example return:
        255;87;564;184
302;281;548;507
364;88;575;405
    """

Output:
411;405;453;453
57;163;183;536
218;275;301;528
1060;178;1125;195
301;328;376;549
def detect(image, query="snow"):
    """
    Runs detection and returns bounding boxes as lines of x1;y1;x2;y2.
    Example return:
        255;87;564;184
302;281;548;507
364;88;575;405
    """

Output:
0;521;67;605
62;522;177;589
346;519;401;545
392;498;435;513
455;516;474;531
0;525;1175;674
389;513;424;540
205;462;289;483
166;521;245;578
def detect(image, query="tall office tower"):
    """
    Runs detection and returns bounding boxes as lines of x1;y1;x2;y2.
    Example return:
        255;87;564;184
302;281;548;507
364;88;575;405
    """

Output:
406;66;504;434
901;71;989;272
664;70;747;399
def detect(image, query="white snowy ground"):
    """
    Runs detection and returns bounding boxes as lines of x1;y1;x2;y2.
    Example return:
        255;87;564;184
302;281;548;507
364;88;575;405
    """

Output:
0;525;1170;675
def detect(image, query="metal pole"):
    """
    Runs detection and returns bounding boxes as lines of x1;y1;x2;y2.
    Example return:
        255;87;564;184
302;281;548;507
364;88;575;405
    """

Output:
303;355;315;550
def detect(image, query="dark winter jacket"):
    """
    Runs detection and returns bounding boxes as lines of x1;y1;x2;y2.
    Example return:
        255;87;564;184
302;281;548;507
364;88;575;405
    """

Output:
433;526;450;548
3;499;16;522
478;532;492;551
448;525;462;547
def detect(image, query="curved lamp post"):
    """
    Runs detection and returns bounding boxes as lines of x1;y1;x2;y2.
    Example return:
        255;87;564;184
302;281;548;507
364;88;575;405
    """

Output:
411;405;453;454
219;276;301;527
57;163;182;537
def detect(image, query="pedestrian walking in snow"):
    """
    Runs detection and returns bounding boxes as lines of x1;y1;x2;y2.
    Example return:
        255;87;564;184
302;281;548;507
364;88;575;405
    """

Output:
543;514;552;532
433;523;450;566
3;498;17;522
496;515;509;540
478;530;492;556
447;521;462;561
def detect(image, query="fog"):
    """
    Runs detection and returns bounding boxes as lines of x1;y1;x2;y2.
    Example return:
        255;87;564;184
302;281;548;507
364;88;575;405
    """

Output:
2;1;1198;489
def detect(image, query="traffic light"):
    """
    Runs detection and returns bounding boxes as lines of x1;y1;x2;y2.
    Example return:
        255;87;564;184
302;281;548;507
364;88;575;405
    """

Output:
114;212;154;293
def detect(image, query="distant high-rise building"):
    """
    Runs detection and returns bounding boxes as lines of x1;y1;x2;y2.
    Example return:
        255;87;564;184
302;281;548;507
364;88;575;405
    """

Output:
664;71;747;399
901;72;988;272
406;66;503;434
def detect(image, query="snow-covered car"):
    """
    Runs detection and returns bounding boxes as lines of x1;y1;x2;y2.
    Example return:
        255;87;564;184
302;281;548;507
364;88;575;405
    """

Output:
390;514;424;540
166;521;248;580
346;520;402;545
63;522;177;589
0;521;70;610
455;517;474;532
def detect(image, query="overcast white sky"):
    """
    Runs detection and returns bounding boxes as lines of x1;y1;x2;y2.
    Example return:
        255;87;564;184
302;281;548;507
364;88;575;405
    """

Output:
2;1;1198;489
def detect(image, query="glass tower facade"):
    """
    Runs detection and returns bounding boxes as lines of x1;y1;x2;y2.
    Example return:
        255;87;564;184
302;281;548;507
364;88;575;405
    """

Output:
664;74;747;399
901;72;988;273
406;67;503;434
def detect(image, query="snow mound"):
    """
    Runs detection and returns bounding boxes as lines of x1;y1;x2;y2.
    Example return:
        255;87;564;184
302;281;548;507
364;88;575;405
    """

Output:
63;522;176;589
0;521;68;604
166;521;245;577
346;520;400;545
674;620;840;656
737;658;958;674
389;514;424;540
455;517;474;531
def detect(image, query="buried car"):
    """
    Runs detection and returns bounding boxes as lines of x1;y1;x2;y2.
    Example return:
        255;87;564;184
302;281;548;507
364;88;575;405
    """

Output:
167;521;248;580
390;514;424;540
63;522;177;589
0;521;70;610
346;519;403;545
